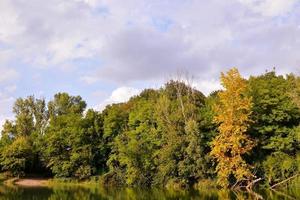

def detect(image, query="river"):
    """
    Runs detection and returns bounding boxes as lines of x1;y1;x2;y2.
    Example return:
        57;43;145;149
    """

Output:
0;183;299;199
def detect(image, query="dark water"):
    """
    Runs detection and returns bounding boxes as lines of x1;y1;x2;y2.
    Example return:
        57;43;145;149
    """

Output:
0;184;299;200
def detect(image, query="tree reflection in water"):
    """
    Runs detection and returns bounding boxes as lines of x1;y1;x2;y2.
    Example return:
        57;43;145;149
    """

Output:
0;184;299;200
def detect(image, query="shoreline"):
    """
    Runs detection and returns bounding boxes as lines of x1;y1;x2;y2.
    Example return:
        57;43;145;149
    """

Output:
3;178;49;187
1;177;100;188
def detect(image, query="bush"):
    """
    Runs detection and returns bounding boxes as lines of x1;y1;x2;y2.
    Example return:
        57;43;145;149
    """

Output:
263;152;298;185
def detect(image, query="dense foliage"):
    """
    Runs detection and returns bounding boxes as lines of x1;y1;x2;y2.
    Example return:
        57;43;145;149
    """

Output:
0;68;299;189
210;68;254;187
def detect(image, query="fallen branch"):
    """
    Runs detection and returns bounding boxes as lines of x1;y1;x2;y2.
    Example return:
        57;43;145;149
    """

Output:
271;173;299;189
246;178;262;190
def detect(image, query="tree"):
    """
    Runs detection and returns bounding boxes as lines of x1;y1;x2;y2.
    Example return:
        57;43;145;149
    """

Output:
42;93;102;179
48;93;86;117
106;90;160;186
82;109;106;173
288;74;300;109
248;72;300;185
154;80;208;187
0;136;33;176
0;96;49;175
248;72;299;154
263;152;298;185
13;98;34;137
0;120;16;172
0;68;299;189
210;68;255;188
102;103;129;142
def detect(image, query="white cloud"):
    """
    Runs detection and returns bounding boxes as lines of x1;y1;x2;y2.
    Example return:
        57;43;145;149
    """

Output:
74;0;99;7
85;0;300;84
80;75;99;84
0;92;14;133
0;0;107;68
4;84;17;93
0;0;299;81
0;0;299;112
239;0;297;17
94;86;141;111
0;68;18;83
0;0;24;43
0;93;14;112
193;80;222;96
109;87;140;102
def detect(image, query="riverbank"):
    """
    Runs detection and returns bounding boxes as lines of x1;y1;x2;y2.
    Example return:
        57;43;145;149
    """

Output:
14;179;48;187
1;178;49;187
0;174;100;188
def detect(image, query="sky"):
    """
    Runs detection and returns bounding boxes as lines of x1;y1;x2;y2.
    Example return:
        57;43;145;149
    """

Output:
0;0;300;128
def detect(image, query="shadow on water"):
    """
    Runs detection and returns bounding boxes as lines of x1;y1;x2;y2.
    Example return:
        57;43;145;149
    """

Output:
0;184;299;200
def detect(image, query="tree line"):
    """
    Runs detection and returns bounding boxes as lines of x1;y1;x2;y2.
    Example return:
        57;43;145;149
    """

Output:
0;68;299;189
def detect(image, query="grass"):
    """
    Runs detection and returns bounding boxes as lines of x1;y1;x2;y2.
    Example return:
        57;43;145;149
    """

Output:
46;176;102;188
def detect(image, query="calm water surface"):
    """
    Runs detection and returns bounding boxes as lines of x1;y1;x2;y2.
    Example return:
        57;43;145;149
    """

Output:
0;184;299;200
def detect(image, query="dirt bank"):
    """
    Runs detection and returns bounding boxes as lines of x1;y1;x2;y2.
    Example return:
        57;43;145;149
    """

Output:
14;179;48;187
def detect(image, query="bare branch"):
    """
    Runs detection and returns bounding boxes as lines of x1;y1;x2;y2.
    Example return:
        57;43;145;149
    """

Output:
271;173;299;189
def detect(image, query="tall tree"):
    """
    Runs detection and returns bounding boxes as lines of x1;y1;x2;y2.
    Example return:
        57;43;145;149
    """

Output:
0;136;33;176
248;72;300;185
248;72;299;154
154;80;208;187
210;68;255;187
106;89;160;186
0;96;49;175
42;93;101;179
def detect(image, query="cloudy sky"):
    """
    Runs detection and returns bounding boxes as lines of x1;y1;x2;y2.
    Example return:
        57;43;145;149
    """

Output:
0;0;300;126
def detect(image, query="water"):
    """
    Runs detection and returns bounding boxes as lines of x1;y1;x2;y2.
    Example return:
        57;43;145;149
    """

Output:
0;184;299;200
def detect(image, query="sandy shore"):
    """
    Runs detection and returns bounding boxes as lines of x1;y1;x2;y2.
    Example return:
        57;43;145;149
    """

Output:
14;179;48;187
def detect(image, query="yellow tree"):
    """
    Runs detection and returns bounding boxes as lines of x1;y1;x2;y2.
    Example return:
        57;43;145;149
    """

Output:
211;68;255;188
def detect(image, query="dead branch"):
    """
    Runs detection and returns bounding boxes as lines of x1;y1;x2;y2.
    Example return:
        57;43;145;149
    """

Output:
246;178;262;190
271;173;299;189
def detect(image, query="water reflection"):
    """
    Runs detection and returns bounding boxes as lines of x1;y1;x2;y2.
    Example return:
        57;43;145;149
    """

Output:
0;184;298;200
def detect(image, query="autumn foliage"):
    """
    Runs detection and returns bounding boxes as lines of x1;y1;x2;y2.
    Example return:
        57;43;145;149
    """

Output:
210;68;255;187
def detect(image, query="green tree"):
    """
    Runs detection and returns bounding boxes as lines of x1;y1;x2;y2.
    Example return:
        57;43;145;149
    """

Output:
248;72;299;154
106;90;160;186
288;74;300;109
102;103;129;141
248;72;300;185
0;120;16;172
154;80;208;187
48;93;86;117
263;152;298;185
42;93;102;179
0;136;33;176
82;109;106;173
0;96;49;175
102;102;131;183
